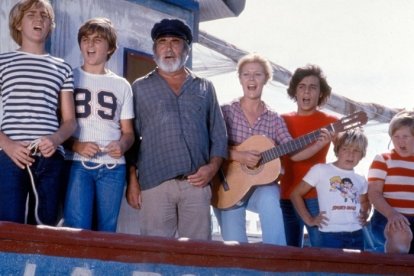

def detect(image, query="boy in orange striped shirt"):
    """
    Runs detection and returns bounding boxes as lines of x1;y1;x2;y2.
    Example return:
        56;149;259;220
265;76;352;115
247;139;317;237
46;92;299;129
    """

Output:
368;110;414;253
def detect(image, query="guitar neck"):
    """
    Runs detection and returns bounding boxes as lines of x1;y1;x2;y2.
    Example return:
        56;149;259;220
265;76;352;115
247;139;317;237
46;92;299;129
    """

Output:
258;110;367;165
261;125;332;164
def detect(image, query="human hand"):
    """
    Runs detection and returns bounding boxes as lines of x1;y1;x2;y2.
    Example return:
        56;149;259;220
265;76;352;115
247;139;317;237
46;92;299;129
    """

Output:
308;211;329;228
3;140;34;169
315;128;332;147
240;150;261;168
187;163;217;187
386;211;410;232
38;136;58;157
358;209;370;226
104;141;123;159
75;141;100;158
126;175;142;209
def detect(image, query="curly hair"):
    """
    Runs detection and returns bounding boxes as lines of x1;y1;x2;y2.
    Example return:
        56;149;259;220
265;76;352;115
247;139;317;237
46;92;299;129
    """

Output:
287;64;331;106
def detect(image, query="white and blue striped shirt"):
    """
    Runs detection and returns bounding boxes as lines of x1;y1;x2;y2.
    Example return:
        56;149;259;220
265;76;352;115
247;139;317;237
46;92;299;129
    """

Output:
0;51;73;143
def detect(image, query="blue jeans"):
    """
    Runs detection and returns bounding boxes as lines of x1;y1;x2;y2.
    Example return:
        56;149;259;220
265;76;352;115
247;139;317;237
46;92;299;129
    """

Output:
215;184;286;245
0;151;65;225
369;210;414;253
320;229;364;250
368;210;386;252
280;198;322;247
63;161;126;232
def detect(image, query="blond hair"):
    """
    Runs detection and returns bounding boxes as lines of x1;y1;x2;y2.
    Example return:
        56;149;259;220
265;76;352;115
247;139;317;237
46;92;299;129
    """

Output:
9;0;55;46
237;53;273;84
334;128;368;157
388;110;414;137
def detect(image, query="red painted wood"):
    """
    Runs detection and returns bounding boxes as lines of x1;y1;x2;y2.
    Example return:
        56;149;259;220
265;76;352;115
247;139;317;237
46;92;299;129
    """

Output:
0;222;413;274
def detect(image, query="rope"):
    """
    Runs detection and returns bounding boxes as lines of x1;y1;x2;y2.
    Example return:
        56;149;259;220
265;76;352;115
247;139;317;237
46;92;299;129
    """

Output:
81;146;117;170
26;139;44;225
24;142;116;225
81;161;117;170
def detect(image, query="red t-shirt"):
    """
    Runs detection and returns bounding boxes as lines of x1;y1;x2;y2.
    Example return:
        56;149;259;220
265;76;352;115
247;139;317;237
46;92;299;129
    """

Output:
280;111;337;199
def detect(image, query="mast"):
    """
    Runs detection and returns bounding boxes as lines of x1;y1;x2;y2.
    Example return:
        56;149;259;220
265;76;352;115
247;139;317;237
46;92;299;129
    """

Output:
197;30;399;123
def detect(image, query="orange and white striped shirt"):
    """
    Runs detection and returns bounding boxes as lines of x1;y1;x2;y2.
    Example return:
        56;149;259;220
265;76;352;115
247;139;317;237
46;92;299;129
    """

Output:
368;150;414;215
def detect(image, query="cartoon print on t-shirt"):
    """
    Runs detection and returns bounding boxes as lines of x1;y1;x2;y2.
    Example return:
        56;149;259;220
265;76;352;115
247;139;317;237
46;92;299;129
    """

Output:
329;176;358;203
329;176;342;191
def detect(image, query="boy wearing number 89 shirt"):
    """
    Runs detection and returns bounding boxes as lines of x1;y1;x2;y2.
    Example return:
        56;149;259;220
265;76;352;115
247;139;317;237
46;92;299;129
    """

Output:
64;18;134;232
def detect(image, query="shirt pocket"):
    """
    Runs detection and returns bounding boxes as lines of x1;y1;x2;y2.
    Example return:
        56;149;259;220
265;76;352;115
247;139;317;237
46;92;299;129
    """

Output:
179;96;206;122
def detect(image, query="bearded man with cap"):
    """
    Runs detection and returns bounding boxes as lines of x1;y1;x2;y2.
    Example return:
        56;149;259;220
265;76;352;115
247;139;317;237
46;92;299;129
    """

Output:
126;18;227;240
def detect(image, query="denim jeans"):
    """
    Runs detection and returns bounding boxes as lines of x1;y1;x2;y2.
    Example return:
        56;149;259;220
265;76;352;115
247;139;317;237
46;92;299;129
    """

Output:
369;210;414;253
320;229;364;250
63;161;126;232
280;198;322;247
368;210;387;252
215;184;286;245
0;151;65;225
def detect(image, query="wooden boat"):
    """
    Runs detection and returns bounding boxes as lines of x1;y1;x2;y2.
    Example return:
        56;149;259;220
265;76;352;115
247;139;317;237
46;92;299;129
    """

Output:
0;221;413;275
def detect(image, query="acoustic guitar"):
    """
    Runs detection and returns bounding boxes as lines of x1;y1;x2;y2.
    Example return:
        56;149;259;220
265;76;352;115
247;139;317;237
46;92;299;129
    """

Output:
211;111;368;209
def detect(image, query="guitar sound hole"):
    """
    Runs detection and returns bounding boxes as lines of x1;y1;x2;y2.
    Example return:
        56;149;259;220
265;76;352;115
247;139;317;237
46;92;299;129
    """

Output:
241;164;264;175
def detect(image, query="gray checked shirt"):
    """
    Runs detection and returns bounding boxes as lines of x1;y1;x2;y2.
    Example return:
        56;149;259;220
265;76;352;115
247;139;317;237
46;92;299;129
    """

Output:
130;69;228;190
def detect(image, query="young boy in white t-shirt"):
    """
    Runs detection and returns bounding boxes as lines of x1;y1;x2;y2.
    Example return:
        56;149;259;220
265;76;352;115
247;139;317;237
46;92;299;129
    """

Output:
63;18;134;232
291;128;370;250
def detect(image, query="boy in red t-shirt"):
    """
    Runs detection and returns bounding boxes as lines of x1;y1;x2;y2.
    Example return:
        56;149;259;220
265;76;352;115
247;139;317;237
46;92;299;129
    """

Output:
280;65;337;247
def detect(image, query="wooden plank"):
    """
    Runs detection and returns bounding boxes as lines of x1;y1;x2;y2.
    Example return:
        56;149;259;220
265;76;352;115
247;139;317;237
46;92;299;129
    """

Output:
0;222;413;274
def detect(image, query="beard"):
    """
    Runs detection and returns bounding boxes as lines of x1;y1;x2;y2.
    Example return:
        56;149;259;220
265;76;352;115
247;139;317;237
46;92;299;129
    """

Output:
155;51;188;73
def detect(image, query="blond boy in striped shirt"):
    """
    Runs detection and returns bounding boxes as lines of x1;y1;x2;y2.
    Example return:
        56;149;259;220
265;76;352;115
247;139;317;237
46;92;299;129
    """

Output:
368;110;414;253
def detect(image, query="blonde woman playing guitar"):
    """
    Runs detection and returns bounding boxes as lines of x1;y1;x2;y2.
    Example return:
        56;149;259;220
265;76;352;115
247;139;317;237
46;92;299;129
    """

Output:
213;54;332;245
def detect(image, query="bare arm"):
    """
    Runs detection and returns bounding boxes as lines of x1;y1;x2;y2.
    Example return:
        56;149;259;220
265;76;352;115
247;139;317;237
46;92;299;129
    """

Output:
187;156;223;187
290;180;328;227
290;128;332;161
106;119;135;159
368;180;410;231
229;148;261;168
71;139;100;158
358;193;371;225
38;91;77;157
0;132;34;169
0;91;75;165
126;164;142;209
368;180;396;218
